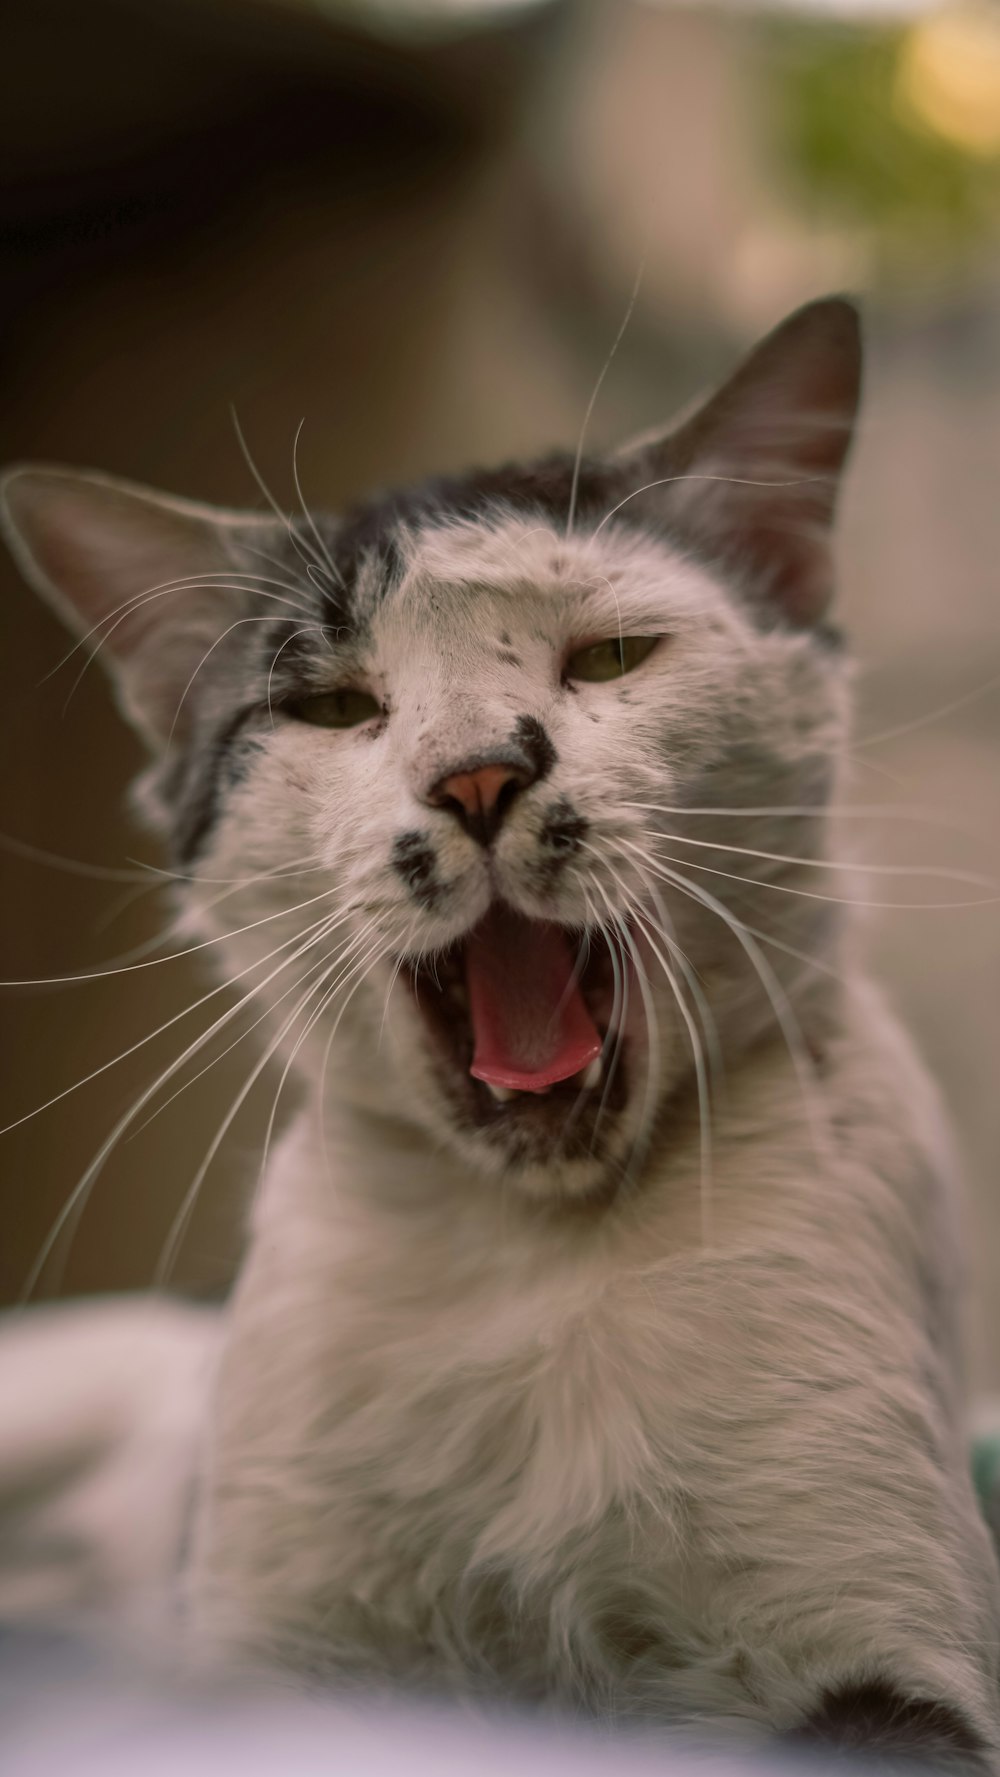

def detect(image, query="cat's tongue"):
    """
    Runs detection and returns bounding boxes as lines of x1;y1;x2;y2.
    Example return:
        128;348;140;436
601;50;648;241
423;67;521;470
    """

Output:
465;906;601;1093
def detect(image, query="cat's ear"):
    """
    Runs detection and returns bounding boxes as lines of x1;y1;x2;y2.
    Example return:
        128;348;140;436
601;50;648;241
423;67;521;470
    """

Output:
0;465;277;747
618;296;862;626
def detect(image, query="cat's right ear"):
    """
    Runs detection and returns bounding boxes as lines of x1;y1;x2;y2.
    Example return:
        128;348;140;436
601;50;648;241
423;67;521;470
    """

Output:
0;465;279;749
615;297;862;628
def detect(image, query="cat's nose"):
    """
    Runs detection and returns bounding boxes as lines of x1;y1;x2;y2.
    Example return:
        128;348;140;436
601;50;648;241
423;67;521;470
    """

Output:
427;760;534;848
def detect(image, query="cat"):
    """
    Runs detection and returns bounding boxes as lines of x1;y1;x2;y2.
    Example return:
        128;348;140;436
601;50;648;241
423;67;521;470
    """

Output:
2;296;999;1765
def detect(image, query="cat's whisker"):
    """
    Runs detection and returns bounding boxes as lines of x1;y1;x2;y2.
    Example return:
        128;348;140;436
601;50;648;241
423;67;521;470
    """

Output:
254;923;391;1214
583;879;655;1181
153;956;348;1290
617;813;996;891
0;831;161;884
565;234;649;538
587;850;718;1244
166;615;309;747
647;846;1000;912
132;849;327;890
0;872;338;994
856;664;1000;750
265;624;331;728
378;942;413;1049
618;839;831;1164
85;851;330;973
20;905;349;1302
127;932;361;1142
43;568;317;685
568;888;626;1148
0;850;327;982
0;895;355;1131
291;419;345;594
231;408;341;604
154;921;383;1289
626;902;715;1249
619;796;990;833
591;471;816;547
607;913;661;1194
56;579;317;714
617;830;851;993
595;919;629;1145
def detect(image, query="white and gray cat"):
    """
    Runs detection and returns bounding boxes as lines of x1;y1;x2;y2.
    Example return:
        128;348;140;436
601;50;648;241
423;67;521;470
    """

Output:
2;297;999;1764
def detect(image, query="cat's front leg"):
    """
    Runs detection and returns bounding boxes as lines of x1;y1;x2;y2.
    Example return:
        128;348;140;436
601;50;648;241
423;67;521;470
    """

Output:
789;1680;995;1770
666;1271;1000;1767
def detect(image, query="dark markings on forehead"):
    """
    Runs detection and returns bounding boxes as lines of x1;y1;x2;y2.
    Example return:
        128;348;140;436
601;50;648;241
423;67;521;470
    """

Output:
327;453;616;608
248;455;617;658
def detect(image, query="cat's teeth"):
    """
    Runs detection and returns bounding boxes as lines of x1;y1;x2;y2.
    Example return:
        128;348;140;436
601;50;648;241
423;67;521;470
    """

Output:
581;1056;603;1090
486;1083;517;1103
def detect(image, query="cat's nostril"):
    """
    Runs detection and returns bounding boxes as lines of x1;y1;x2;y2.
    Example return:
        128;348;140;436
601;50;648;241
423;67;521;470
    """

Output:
429;761;532;848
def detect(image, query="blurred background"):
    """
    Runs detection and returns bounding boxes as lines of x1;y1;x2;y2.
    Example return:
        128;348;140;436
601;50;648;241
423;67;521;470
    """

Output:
1;0;998;1381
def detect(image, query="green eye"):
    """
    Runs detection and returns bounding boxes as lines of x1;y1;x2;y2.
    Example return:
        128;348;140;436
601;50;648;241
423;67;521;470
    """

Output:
287;688;382;728
565;635;659;683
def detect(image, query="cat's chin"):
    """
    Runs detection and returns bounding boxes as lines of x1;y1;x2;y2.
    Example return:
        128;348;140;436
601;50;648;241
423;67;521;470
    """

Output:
398;914;632;1178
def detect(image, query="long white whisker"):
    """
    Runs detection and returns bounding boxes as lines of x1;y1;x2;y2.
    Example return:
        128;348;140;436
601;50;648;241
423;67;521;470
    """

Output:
255;923;389;1209
0;875;338;994
19;906;347;1301
621;843;830;1162
626;901;715;1248
291;419;345;592
231;408;339;598
0;894;348;1130
566;236;649;537
618;818;995;890
166;616;317;748
652;848;999;911
857;666;1000;749
153;924;383;1288
128;939;352;1140
591;473;814;547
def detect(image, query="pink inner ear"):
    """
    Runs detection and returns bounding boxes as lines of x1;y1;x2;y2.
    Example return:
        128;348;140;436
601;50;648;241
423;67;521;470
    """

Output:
739;516;834;627
628;299;861;628
11;488;219;663
1;467;257;746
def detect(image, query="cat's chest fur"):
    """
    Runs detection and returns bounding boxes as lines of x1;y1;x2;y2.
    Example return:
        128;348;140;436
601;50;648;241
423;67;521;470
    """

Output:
192;993;960;1712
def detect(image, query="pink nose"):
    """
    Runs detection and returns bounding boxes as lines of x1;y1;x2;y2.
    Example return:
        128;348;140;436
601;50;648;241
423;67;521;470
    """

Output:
429;762;529;847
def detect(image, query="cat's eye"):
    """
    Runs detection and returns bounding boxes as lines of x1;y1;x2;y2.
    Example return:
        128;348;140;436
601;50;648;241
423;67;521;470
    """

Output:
565;635;659;683
286;688;382;728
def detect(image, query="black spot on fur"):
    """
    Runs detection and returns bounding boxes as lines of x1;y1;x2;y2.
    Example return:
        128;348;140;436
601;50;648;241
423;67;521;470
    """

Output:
531;798;588;893
391;831;443;910
790;1681;988;1770
540;798;588;857
512;714;556;781
318;452;617;611
497;649;522;668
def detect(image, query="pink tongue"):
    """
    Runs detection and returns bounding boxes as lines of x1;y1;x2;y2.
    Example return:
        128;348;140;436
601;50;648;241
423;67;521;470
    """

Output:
465;906;601;1093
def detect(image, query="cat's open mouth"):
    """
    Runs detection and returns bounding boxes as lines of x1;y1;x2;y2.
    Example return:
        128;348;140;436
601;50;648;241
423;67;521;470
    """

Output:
401;904;629;1138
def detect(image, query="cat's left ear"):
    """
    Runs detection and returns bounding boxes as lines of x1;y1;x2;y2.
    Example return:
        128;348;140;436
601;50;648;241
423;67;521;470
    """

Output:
0;465;279;748
617;296;862;626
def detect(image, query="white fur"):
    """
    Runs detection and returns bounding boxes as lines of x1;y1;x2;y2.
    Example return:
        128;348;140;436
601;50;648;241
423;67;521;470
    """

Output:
3;380;999;1754
170;514;1000;1745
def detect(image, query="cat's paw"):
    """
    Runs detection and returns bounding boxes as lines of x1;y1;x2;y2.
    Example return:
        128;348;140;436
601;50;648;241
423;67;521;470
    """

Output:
787;1680;993;1773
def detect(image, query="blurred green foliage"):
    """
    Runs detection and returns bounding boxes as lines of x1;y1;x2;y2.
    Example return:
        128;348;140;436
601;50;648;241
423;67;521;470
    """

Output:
761;22;1000;260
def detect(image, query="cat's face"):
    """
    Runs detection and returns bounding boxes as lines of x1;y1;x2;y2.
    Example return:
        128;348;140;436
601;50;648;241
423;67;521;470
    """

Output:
0;297;860;1202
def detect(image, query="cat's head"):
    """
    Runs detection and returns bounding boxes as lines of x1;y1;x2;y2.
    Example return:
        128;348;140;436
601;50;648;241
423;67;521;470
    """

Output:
0;297;860;1203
